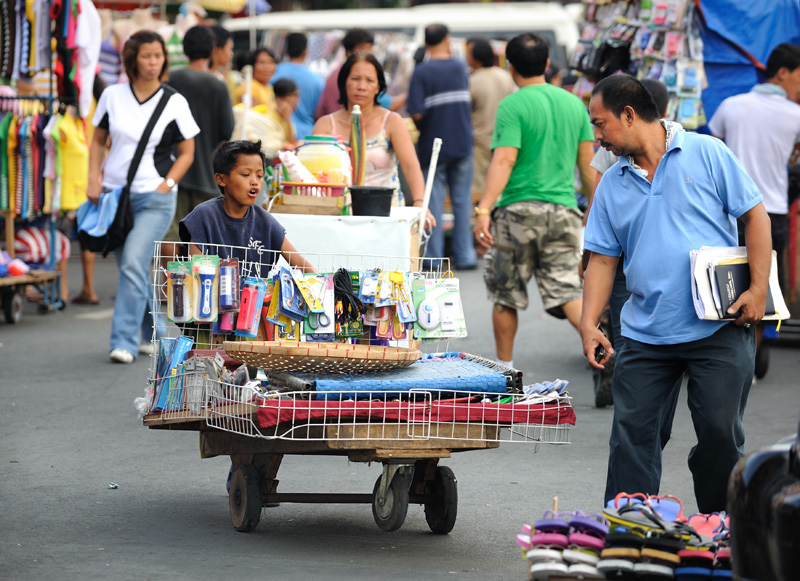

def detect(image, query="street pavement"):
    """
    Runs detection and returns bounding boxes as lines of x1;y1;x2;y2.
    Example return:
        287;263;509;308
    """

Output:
1;249;798;580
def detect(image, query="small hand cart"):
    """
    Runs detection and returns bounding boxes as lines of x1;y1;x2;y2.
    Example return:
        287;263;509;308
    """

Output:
141;243;575;533
0;269;63;324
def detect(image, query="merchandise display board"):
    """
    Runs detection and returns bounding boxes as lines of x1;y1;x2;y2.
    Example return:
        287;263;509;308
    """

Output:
571;0;707;129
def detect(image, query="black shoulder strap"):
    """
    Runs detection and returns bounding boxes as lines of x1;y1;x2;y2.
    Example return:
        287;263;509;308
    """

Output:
125;84;177;189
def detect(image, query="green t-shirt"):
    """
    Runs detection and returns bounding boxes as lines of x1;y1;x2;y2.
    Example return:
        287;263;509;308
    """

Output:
0;113;12;211
492;84;594;208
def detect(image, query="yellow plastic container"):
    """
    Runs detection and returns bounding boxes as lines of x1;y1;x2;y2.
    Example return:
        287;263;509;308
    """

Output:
295;136;352;185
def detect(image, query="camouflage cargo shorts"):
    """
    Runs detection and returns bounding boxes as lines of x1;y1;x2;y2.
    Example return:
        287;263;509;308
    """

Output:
483;200;583;318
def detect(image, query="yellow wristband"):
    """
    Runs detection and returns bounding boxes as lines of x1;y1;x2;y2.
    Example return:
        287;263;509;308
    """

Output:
474;206;491;215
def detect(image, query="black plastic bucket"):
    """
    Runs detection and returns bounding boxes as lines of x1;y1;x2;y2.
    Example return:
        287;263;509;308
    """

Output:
349;186;393;217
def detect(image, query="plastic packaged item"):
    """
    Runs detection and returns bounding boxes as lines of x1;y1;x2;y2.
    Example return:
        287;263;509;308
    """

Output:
294;136;352;185
278;150;316;183
235;277;267;337
167;261;193;323
218;258;240;312
191;255;219;323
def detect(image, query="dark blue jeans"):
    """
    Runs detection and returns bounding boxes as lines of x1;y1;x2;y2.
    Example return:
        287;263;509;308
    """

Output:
605;322;755;513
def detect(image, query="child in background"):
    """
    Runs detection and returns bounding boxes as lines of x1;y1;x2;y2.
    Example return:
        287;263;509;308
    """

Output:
179;139;313;271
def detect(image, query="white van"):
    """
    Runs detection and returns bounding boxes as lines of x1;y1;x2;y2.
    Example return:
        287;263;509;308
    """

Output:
223;2;579;67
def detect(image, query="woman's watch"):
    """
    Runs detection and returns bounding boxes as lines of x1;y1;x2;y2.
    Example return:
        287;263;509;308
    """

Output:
165;178;176;188
474;206;491;215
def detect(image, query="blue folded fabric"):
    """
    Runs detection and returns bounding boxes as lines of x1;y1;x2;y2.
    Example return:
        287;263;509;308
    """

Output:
306;356;508;400
76;188;123;237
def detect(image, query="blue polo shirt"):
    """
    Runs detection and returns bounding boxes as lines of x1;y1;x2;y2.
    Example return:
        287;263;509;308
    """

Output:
585;131;762;345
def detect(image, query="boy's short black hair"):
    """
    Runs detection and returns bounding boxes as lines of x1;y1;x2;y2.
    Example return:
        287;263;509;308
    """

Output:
506;33;549;78
182;25;214;61
467;37;494;68
212;140;267;194
766;43;800;79
342;28;374;54
285;33;308;59
273;77;298;99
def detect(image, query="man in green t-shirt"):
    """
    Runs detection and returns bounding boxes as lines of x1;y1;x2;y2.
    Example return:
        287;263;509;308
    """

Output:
473;33;595;369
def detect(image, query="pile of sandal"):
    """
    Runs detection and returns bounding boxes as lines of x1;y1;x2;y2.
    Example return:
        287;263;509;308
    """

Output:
517;510;608;580
517;493;733;580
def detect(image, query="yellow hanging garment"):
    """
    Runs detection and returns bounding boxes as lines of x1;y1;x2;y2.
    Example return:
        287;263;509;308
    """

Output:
58;112;89;211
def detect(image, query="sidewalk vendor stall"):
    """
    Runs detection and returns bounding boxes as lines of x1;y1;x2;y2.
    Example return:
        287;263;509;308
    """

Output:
139;242;576;533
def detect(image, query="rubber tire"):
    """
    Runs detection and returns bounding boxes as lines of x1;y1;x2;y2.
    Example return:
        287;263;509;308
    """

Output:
229;465;262;532
754;341;769;379
372;472;410;532
424;466;458;534
4;292;23;324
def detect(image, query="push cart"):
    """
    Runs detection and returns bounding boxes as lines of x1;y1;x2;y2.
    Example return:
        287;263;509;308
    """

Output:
141;243;576;533
0;269;63;324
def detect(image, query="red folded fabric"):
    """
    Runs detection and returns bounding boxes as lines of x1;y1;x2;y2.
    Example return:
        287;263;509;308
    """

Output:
255;398;576;429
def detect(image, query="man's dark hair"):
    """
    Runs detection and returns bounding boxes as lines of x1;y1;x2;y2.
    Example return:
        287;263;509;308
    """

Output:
342;28;374;54
274;77;298;99
213;140;267;194
640;78;670;117
545;61;561;84
424;23;449;48
505;33;549;78
592;74;660;123
123;30;169;81
285;32;308;59
182;25;214;61
468;37;494;69
766;43;800;79
209;24;231;49
337;52;387;107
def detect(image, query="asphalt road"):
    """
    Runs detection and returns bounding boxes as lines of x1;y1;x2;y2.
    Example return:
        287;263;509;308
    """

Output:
1;250;798;580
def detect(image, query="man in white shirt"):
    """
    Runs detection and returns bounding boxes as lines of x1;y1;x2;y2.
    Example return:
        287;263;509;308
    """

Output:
709;43;800;295
709;42;800;374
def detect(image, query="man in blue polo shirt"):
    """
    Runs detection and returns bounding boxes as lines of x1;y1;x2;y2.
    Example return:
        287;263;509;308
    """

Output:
408;23;476;269
581;75;772;513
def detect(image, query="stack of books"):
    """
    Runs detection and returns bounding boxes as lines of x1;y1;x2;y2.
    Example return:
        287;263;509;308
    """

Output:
690;246;790;322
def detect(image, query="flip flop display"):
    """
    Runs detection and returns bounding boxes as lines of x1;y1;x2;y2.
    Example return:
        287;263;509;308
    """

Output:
516;496;738;581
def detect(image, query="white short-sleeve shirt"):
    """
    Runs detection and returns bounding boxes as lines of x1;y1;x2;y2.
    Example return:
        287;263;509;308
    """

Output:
93;83;200;194
708;88;800;214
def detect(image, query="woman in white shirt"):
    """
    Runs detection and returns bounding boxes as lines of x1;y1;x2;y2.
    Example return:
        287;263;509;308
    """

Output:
88;30;200;363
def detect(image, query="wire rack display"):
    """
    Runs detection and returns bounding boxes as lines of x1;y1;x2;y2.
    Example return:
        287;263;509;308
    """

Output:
204;387;574;446
142;241;574;448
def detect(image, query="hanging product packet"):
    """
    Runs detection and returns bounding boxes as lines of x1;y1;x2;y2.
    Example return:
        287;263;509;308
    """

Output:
278;266;306;321
218;258;240;313
411;275;468;340
303;274;335;341
235;277;267;338
191;254;220;323
167;261;193;323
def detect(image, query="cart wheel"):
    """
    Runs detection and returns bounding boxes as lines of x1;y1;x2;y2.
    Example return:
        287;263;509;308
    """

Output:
754;342;770;379
229;465;262;533
424;466;458;534
37;303;50;315
4;292;23;324
372;472;410;532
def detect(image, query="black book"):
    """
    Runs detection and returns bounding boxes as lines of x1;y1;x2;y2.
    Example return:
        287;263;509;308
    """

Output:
714;262;775;320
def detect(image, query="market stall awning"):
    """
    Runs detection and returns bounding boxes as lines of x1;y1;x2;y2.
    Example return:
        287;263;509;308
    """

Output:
697;0;800;120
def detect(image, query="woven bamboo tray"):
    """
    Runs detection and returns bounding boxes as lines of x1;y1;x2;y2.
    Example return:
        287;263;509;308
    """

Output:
223;341;422;374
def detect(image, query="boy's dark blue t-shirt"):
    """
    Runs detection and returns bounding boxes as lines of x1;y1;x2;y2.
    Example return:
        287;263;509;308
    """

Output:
179;197;286;266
